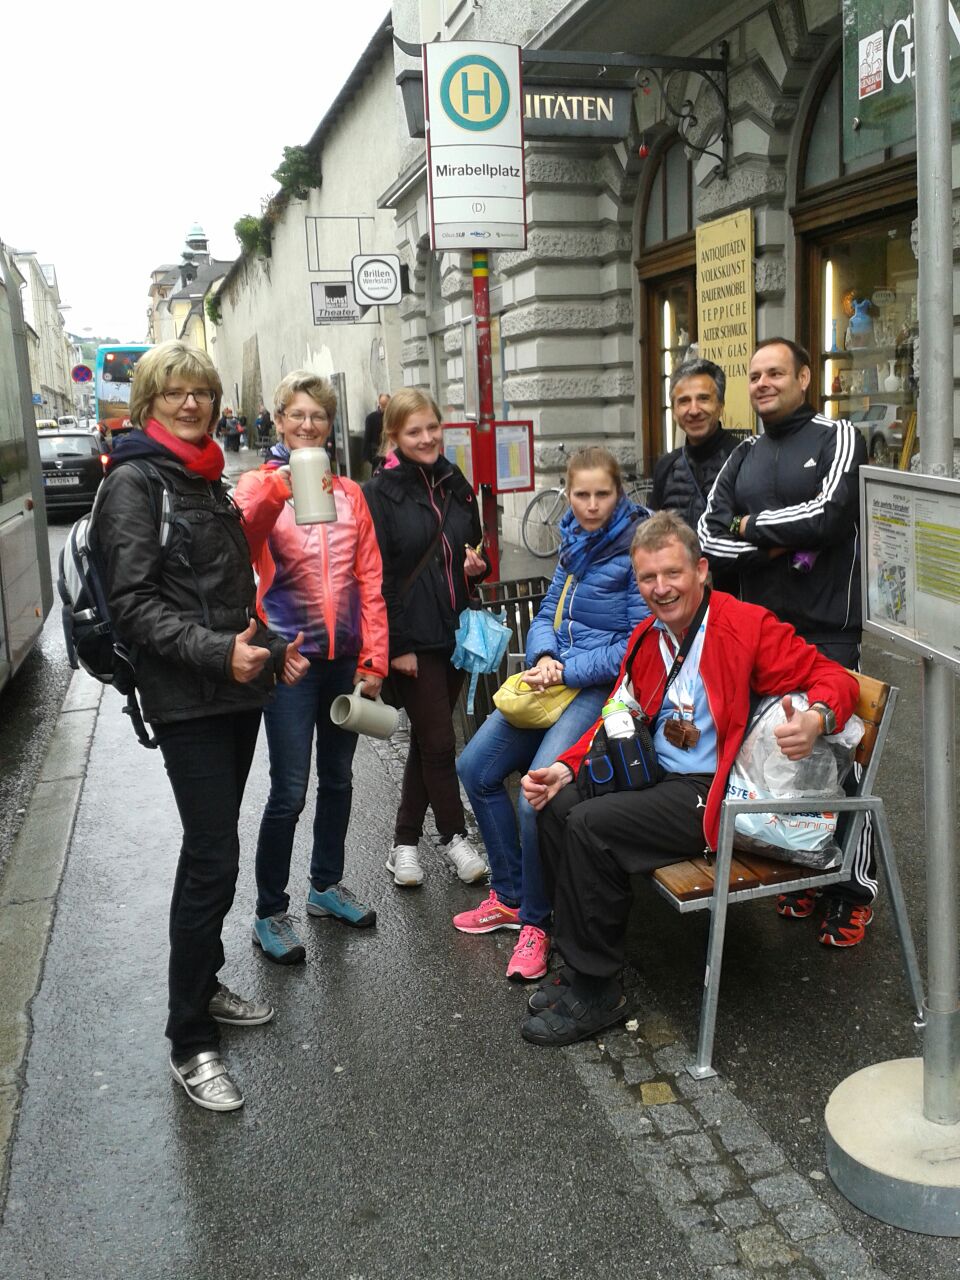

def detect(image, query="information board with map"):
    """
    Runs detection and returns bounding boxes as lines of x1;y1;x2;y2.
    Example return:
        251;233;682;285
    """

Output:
861;466;960;674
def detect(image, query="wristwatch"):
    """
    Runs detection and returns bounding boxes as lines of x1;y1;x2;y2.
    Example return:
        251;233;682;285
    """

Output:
810;701;837;735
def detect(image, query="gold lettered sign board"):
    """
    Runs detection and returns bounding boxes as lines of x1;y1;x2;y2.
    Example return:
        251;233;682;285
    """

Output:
696;209;755;433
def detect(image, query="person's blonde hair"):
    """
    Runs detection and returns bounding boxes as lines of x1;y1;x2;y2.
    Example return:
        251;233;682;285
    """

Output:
380;388;441;455
631;509;702;566
129;341;222;427
273;371;337;422
566;445;623;495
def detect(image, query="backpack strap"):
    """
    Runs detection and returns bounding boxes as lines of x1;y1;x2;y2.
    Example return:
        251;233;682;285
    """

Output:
123;691;157;748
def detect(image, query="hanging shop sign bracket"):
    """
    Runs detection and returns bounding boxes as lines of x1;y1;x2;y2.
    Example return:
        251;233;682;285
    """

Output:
393;34;730;173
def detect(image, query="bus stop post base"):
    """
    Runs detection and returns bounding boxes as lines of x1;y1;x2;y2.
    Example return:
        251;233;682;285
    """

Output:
825;1052;960;1236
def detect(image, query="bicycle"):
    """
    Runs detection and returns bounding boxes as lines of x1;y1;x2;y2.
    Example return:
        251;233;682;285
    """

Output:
520;469;652;558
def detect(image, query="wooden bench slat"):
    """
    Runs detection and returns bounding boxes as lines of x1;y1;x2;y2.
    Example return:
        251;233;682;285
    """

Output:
653;860;715;899
654;855;763;901
732;851;815;884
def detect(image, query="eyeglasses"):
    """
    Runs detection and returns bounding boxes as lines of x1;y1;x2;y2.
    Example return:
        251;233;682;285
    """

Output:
160;389;216;406
281;411;329;426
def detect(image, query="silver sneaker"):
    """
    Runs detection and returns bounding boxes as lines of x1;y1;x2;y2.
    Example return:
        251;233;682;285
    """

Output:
170;1051;244;1112
208;982;274;1026
386;844;424;887
443;835;488;884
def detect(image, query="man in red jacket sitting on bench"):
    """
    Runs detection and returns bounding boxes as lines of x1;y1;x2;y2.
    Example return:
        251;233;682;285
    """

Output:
519;510;859;1047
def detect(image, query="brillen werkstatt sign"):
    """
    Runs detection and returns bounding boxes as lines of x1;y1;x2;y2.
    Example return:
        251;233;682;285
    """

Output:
423;41;527;251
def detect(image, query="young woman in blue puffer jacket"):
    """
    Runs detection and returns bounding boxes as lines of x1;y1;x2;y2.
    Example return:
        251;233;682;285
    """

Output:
454;447;650;981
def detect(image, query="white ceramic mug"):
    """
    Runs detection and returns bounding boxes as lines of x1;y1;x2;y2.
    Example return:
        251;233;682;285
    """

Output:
289;447;337;524
330;683;399;739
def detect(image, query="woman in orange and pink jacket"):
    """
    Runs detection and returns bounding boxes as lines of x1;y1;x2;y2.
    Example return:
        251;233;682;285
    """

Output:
234;371;389;965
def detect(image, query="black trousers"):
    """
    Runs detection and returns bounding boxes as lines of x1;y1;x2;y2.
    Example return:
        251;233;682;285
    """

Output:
538;774;713;979
389;652;466;845
154;709;262;1059
814;639;876;907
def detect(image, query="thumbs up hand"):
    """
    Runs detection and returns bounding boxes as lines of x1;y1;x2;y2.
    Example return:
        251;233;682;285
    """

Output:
281;631;310;685
230;618;270;683
774;695;822;760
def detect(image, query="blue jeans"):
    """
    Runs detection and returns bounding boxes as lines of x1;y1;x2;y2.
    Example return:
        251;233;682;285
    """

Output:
255;656;359;917
456;686;608;928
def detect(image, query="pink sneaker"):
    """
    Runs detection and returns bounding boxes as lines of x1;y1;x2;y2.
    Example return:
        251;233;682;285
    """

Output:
506;925;550;981
453;891;521;935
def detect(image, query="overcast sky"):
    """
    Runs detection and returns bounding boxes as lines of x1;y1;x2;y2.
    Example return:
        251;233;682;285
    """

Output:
3;1;391;342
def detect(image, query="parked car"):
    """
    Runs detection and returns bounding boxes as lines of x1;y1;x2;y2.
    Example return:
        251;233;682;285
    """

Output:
38;430;109;513
848;402;904;466
57;414;79;428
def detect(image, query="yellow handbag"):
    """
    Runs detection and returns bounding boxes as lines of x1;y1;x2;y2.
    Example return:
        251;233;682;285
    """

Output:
492;574;580;729
492;674;579;729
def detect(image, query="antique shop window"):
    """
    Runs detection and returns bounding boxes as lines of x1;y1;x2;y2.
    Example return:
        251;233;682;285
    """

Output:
795;59;918;466
814;217;917;465
638;137;698;468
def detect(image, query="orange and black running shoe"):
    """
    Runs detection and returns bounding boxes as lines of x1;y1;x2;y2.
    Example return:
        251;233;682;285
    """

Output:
818;899;874;947
775;888;822;919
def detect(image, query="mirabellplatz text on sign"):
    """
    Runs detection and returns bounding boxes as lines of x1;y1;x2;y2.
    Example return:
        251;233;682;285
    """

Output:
423;41;526;251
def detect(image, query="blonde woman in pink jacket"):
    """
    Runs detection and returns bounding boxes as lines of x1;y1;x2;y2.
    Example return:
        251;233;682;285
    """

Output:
234;372;389;965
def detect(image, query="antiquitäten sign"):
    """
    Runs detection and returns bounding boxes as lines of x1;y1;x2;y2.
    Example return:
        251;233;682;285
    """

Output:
695;209;755;434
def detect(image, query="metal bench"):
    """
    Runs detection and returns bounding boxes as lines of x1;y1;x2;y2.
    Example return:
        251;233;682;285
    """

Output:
650;672;925;1078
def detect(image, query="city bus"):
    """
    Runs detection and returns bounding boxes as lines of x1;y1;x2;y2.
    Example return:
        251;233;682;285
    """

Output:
95;344;150;437
0;243;52;695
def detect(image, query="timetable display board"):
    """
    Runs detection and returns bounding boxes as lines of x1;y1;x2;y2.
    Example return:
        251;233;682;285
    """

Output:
493;421;533;493
442;422;475;488
861;466;960;674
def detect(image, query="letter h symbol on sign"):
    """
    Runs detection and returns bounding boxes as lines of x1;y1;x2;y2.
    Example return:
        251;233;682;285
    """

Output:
460;69;491;115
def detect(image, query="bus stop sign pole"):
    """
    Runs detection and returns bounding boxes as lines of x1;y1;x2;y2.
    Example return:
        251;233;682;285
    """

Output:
472;250;501;581
824;0;960;1235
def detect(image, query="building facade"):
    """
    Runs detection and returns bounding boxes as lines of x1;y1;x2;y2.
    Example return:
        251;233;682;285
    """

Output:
386;0;959;536
211;18;404;469
12;252;73;421
147;226;232;354
205;2;958;527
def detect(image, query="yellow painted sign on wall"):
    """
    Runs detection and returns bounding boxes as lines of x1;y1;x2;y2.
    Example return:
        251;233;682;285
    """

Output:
696;209;755;433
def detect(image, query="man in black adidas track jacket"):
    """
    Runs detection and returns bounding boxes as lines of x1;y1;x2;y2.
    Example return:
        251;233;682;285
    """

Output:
698;337;874;947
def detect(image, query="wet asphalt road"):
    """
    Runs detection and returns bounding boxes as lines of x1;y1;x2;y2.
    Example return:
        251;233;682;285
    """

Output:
0;520;70;873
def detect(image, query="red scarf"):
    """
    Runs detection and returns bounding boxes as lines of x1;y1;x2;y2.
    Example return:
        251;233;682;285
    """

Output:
144;419;224;481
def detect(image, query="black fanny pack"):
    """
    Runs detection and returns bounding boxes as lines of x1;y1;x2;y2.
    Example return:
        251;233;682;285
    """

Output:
576;719;662;799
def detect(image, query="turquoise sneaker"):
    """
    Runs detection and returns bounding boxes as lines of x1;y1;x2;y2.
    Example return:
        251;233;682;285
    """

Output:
306;883;376;929
252;912;306;964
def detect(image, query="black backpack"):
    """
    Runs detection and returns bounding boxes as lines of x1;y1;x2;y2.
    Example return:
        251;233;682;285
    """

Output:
58;459;175;748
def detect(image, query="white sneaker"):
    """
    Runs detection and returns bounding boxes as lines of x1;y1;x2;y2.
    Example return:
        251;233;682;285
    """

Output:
443;835;488;884
387;844;424;887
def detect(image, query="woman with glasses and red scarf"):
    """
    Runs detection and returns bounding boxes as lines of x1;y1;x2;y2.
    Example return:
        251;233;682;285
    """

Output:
96;341;308;1114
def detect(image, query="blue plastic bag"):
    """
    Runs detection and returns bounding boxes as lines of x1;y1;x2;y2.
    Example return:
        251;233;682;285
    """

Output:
452;602;511;715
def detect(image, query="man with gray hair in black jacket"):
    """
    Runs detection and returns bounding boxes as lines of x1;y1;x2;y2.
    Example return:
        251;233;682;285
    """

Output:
653;357;738;592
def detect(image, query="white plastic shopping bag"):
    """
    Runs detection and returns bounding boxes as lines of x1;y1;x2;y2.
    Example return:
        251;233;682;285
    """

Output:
725;693;864;869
